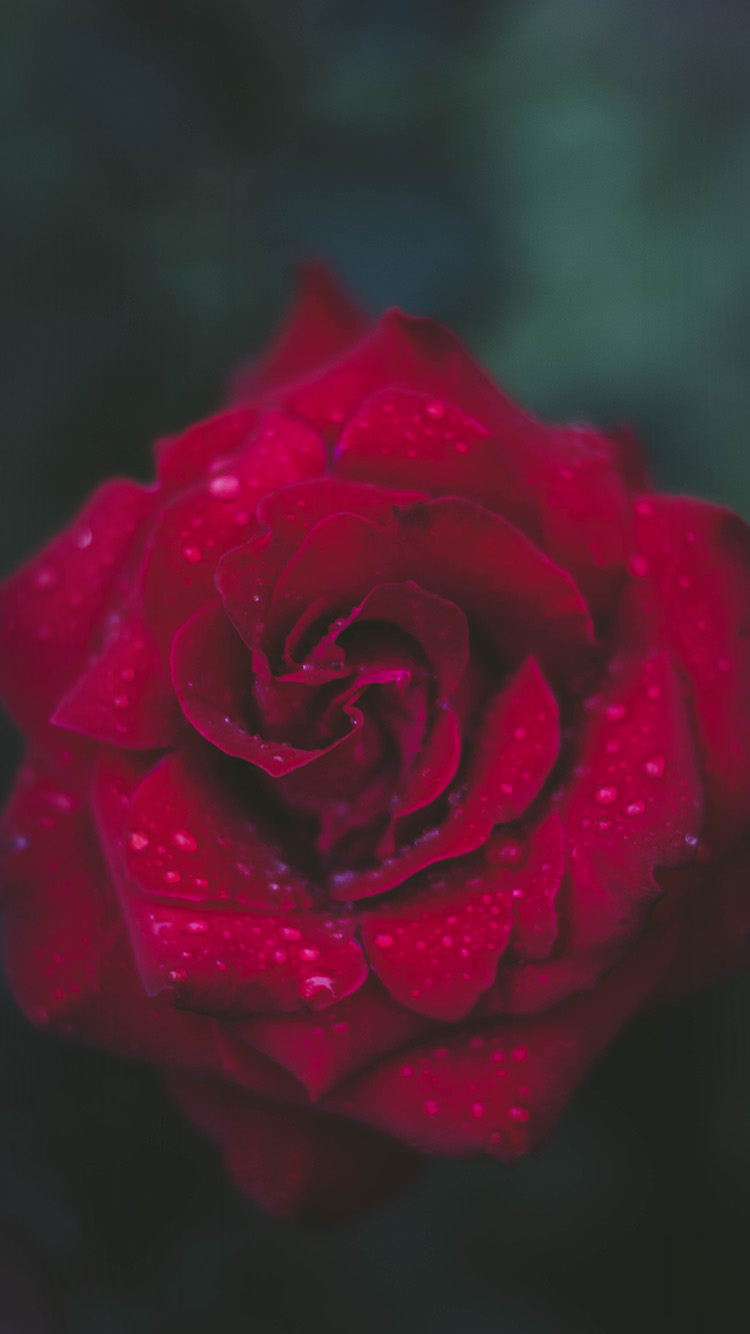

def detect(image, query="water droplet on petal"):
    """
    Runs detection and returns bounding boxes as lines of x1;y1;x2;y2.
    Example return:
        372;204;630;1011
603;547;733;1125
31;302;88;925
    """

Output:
208;473;241;499
644;755;666;778
595;785;618;805
626;800;645;815
173;830;198;853
605;703;626;722
629;555;649;578
129;831;150;851
425;1099;439;1115
181;545;202;563
374;933;394;948
299;946;320;962
182;919;209;934
280;926;301;942
508;1106;529;1122
425;400;445;419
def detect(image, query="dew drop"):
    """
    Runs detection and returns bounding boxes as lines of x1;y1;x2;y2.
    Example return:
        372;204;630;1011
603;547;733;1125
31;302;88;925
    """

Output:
182;920;209;934
181;545;202;563
208;473;241;499
626;800;645;815
508;1106;529;1122
299;946;320;962
374;933;394;948
164;870;181;884
34;568;59;590
280;926;301;942
595;785;618;805
425;400;445;419
168;968;187;982
129;831;150;851
112;694;130;710
424;1099;439;1115
471;1102;485;1119
628;555;649;578
173;830;198;853
644;755;666;778
605;703;626;722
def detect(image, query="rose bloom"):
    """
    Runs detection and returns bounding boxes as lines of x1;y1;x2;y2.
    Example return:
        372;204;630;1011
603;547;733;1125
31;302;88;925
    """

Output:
1;267;749;1219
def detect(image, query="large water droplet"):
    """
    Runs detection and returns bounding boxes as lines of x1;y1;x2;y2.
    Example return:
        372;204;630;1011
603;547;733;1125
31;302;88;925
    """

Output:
208;473;240;499
595;785;618;805
173;830;198;853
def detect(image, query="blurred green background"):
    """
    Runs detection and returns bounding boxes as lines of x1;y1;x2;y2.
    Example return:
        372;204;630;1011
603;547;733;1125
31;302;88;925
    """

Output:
1;1;750;1330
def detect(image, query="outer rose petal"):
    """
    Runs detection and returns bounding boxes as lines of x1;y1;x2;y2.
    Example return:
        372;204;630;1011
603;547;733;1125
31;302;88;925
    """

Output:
649;837;750;1006
155;406;261;496
327;917;679;1160
501;651;703;1015
290;311;632;609
627;496;750;851
230;261;369;402
53;602;182;749
169;1073;425;1222
0;759;296;1100
0;480;152;737
233;978;432;1099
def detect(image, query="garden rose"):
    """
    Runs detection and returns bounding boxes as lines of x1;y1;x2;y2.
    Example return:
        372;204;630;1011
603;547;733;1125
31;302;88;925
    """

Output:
1;265;749;1219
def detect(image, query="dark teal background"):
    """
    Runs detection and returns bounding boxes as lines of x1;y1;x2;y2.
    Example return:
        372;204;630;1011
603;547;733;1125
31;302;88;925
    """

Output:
1;2;750;1329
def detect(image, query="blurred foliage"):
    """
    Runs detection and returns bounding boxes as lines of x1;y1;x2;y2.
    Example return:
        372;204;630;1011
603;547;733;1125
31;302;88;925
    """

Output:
1;1;750;1330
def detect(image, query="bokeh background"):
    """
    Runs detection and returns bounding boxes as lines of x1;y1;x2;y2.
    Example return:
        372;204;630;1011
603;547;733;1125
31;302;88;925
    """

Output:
1;1;750;1329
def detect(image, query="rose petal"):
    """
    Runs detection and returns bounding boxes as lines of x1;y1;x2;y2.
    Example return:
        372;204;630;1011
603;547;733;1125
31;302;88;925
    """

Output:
234;977;432;1099
169;1073;425;1221
155;406;261;496
143;412;325;656
395;498;596;681
53;602;182;749
626;496;750;851
362;855;515;1021
114;746;314;910
0;480;152;736
0;758;295;1099
230;261;369;403
328;919;678;1159
501;651;703;1014
331;656;559;901
120;892;367;1017
336;387;533;533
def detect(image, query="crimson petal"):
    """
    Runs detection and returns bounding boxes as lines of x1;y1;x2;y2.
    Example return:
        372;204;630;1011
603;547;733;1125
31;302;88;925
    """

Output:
395;499;596;681
0;759;295;1099
0;480;152;737
155;405;261;496
362;855;515;1021
501;651;703;1015
53;602;182;749
336;387;533;530
328;919;678;1160
114;746;313;910
230;261;369;403
234;978;432;1099
331;656;559;901
143;412;325;657
626;496;750;852
170;1074;425;1221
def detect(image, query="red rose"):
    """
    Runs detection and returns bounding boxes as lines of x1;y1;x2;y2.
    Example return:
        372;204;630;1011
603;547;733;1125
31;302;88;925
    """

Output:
2;265;749;1220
